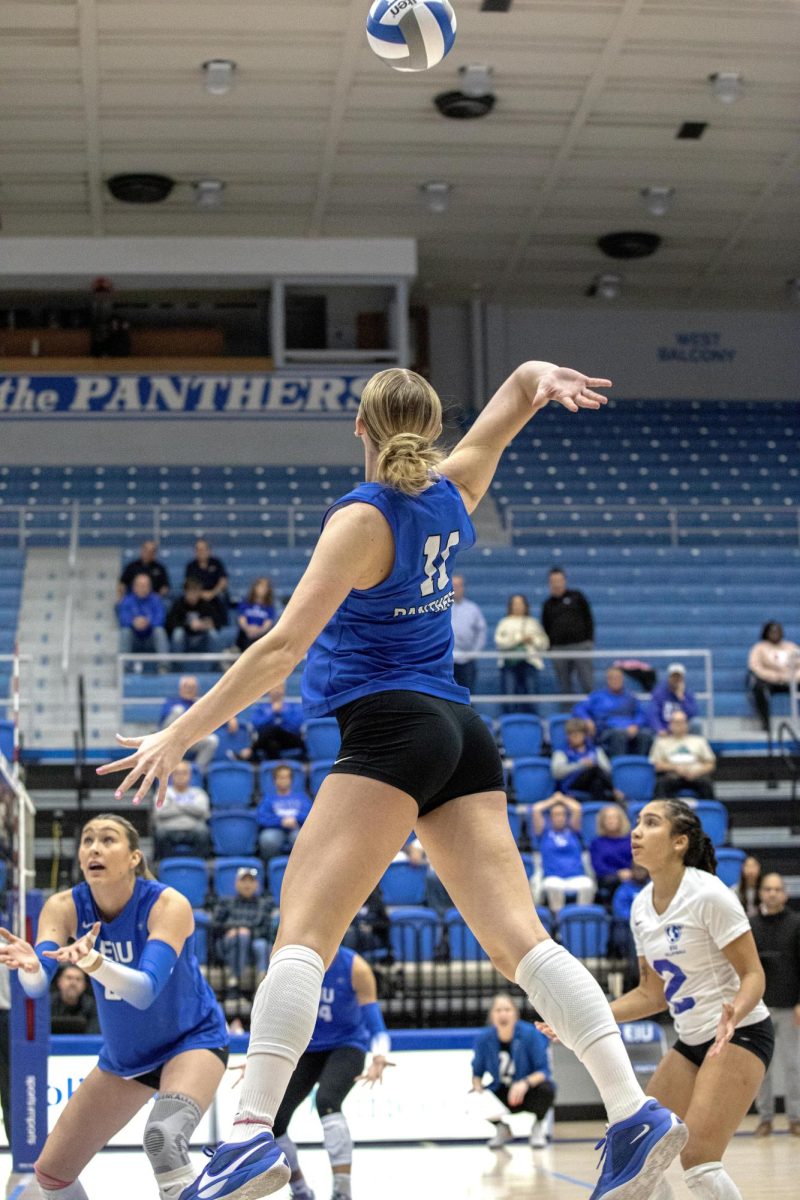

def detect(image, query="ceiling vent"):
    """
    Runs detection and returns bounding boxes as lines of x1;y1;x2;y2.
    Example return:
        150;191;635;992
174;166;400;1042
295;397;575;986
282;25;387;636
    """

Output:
434;90;495;118
107;174;175;204
597;231;662;260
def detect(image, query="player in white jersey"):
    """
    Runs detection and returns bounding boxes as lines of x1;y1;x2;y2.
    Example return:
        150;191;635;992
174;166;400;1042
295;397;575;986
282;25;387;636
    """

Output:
614;800;773;1200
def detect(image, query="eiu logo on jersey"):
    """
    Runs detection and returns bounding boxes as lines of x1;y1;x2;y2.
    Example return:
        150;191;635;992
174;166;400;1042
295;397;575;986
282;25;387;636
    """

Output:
98;939;134;964
666;925;683;952
318;985;335;1023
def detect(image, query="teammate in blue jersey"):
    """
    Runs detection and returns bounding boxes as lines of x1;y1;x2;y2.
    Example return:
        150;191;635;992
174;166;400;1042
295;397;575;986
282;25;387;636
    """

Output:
102;361;688;1200
0;813;228;1200
270;946;389;1200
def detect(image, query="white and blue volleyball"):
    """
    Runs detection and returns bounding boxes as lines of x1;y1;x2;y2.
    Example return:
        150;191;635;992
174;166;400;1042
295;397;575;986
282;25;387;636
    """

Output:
366;1;457;72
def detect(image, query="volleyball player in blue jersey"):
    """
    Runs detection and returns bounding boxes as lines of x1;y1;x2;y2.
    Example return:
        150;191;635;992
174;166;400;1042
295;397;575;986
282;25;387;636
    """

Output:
0;813;228;1200
101;361;688;1200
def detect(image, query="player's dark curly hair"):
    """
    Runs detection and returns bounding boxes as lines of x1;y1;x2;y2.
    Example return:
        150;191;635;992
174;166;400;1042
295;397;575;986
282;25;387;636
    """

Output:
661;799;717;874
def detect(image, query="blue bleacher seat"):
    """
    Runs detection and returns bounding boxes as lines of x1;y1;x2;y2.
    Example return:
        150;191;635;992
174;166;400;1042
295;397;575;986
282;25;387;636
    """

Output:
512;757;554;804
520;852;535;878
715;847;746;888
580;801;606;843
611;757;655;804
0;719;13;761
499;714;543;758
388;907;439;962
158;858;207;908
309;760;334;796
212;722;252;761
547;714;572;752
209;810;259;856
444;909;489;960
506;807;522;844
192;909;211;966
207;762;254;808
557;904;610;958
267;855;290;904
536;906;554;935
305;718;341;761
379;861;428;906
214;857;264;898
694;800;729;848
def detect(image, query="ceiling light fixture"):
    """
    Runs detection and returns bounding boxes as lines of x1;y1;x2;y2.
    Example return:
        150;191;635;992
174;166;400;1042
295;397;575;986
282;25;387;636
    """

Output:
420;181;452;214
708;71;744;104
590;273;622;301
193;179;226;210
202;59;237;96
640;186;674;217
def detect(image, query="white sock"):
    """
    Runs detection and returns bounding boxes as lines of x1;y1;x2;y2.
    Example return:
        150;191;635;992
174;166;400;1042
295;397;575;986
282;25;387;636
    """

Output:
156;1165;196;1199
515;941;646;1124
331;1174;352;1198
684;1162;742;1199
230;944;325;1141
38;1183;89;1200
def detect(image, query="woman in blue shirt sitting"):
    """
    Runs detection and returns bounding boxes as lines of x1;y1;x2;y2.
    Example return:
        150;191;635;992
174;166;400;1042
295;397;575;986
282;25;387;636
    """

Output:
236;577;276;654
532;793;596;912
256;764;312;864
589;805;633;907
471;992;556;1149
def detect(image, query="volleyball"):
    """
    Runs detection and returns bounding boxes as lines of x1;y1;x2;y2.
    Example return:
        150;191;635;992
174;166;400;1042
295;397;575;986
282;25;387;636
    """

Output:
366;1;457;72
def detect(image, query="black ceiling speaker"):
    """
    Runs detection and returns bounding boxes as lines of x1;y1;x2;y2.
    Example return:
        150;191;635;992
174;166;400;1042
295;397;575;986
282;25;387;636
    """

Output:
107;174;175;204
597;231;662;259
434;90;496;119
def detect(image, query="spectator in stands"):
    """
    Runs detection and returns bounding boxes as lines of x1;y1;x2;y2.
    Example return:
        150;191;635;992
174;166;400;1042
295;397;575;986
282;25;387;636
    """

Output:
451;574;487;692
732;854;762;918
184;537;229;629
166;577;222;657
589;806;633;906
610;864;649;961
540;567;594;697
531;793;595;912
747;621;800;731
151;759;211;861
550;717;617;802
50;965;100;1034
751;873;800;1138
471;992;555;1150
238;681;306;762
494;593;549;712
117;539;170;600
236;577;276;654
214;866;272;993
256;764;312;864
647;663;700;734
649;710;716;799
343;887;392;961
117;572;169;660
573;666;652;759
393;835;452;915
159;675;218;770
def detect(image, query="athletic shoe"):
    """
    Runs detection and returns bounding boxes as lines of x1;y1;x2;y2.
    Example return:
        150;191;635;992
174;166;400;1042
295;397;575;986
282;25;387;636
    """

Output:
588;1099;688;1200
528;1117;546;1150
180;1131;290;1200
754;1119;773;1138
487;1120;513;1149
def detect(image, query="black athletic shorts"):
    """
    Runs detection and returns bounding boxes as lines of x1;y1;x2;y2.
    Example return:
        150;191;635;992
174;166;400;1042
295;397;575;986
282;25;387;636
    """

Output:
132;1045;230;1092
331;689;505;816
273;1045;366;1137
672;1015;774;1072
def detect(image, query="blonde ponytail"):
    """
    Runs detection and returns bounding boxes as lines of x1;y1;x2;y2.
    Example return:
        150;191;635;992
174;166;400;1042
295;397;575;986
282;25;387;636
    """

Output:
358;368;444;496
376;432;443;496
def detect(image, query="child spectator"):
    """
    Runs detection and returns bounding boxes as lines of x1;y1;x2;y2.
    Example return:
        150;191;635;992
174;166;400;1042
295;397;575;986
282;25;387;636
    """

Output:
572;666;652;759
236;577;276;654
747;621;800;731
151;759;211;860
166;577;221;656
531;793;595;912
117;573;169;659
494;593;549;713
649;710;716;799
550;717;616;801
589;805;633;906
256;764;312;864
647;663;700;734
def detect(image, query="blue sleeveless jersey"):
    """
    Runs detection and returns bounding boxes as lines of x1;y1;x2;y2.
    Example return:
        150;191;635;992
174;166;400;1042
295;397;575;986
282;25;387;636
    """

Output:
302;476;475;716
308;947;369;1053
72;878;227;1077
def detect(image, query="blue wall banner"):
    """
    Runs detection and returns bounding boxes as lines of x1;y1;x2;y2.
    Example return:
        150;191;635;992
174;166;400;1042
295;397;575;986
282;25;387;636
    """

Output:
0;374;368;417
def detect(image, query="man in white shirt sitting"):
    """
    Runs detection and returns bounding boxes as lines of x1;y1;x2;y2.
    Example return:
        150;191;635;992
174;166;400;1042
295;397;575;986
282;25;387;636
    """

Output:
152;759;211;859
649;710;716;800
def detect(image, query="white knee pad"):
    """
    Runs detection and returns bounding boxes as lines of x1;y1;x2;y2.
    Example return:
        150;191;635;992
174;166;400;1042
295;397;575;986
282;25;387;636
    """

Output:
143;1092;202;1198
684;1161;742;1200
321;1111;353;1168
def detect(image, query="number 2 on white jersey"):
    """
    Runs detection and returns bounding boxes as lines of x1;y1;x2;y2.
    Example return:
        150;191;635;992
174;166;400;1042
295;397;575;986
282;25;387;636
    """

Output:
420;531;460;596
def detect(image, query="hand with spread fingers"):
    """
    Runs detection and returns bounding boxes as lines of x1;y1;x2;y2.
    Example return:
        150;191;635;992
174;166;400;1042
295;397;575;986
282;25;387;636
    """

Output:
531;366;612;415
0;927;42;974
355;1057;394;1088
41;921;101;968
96;728;187;807
708;1001;737;1057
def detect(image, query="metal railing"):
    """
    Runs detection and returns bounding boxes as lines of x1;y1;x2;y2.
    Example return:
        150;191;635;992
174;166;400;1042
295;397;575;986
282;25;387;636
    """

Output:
506;503;800;546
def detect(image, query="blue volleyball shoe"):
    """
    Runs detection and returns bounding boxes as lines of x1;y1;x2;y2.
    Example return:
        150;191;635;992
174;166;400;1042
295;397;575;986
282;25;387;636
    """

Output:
180;1131;290;1200
589;1099;688;1200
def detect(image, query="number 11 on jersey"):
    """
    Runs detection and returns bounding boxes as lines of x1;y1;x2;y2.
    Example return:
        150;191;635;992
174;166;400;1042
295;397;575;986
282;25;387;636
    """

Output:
420;531;460;596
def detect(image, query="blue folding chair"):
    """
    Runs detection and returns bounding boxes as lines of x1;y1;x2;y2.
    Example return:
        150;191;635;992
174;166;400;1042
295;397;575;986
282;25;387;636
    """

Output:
212;722;252;761
268;855;290;904
305;718;341;761
499;714;544;758
379;862;428;906
695;800;728;848
158;858;207;908
207;762;254;809
259;761;308;798
192;909;211;966
714;847;745;887
388;907;439;962
209;810;259;856
512;757;554;804
445;909;489;961
520;852;535;878
506;807;522;844
536;906;555;936
547;714;571;753
557;904;610;958
611;756;655;804
309;760;335;796
214;857;264;897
